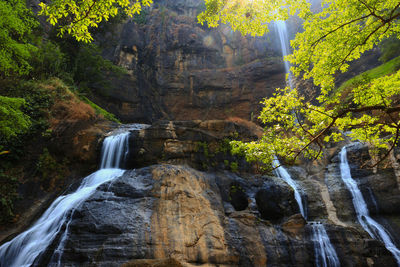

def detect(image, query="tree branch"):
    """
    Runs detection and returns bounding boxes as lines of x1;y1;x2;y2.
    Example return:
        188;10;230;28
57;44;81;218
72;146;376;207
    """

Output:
368;125;400;168
289;104;400;164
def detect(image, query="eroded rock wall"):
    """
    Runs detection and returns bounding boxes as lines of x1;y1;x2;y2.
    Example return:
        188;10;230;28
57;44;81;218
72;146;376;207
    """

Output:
93;0;285;123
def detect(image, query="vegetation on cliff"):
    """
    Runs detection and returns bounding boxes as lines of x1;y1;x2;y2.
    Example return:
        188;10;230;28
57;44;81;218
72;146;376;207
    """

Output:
199;0;400;169
0;0;123;224
2;0;400;223
39;0;153;42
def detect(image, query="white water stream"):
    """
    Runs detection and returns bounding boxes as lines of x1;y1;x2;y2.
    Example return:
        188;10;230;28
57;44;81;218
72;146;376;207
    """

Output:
0;124;147;267
274;159;306;219
339;146;400;265
276;20;294;88
274;159;340;267
311;222;340;267
275;20;340;267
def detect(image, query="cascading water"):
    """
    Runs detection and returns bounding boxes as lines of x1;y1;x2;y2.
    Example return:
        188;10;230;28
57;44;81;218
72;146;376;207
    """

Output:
339;146;400;265
274;159;306;219
274;19;340;267
274;20;306;219
100;132;130;169
275;20;294;88
274;160;340;267
310;222;340;267
0;124;147;267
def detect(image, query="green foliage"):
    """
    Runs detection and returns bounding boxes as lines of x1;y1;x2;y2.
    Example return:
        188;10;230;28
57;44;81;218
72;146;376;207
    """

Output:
196;141;209;157
132;9;149;24
286;1;400;101
197;0;310;36
36;148;69;190
0;96;31;143
0;170;19;224
72;43;127;92
215;138;231;155
29;40;71;81
80;96;120;123
230;161;239;173
9;81;55;133
336;56;400;95
0;0;38;76
201;0;400;169
39;0;153;42
379;36;400;63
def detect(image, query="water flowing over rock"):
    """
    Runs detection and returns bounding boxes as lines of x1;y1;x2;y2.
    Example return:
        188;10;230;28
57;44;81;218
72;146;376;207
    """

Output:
274;159;307;219
275;21;294;88
310;222;340;267
340;146;400;264
274;19;340;266
0;125;145;267
32;164;396;266
1;122;399;266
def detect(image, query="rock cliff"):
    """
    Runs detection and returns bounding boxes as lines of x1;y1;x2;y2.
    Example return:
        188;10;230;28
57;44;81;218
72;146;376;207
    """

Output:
37;164;397;266
92;0;286;123
28;122;400;267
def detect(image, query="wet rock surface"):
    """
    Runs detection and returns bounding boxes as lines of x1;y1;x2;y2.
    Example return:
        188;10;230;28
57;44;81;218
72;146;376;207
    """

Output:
37;164;397;266
325;143;400;247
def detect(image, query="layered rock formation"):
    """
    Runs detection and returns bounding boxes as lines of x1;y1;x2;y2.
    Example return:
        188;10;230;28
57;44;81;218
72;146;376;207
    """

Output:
93;0;286;123
37;164;396;266
21;122;398;267
125;119;261;171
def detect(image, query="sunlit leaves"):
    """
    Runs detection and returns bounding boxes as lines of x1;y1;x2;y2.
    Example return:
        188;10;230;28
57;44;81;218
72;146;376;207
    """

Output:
0;0;38;76
200;0;400;169
39;0;153;42
288;0;400;100
0;96;31;141
197;0;311;36
232;72;400;169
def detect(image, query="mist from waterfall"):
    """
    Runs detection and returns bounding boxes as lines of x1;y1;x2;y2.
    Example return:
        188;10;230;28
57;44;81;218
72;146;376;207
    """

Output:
276;20;294;88
0;124;147;267
339;146;400;265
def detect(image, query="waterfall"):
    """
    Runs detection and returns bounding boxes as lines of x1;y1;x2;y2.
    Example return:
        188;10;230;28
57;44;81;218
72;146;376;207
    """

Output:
275;20;293;88
339;146;400;265
274;159;306;219
274;21;306;219
274;160;340;267
0;124;147;267
311;222;340;267
100;132;130;168
274;20;339;266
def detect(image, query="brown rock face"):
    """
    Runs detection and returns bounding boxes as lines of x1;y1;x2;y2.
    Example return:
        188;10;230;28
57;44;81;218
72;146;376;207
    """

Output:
37;164;397;266
94;0;286;123
126;120;262;172
282;214;307;237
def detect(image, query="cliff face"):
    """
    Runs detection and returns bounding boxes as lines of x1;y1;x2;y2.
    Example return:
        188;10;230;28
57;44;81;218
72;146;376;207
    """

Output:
2;1;399;266
93;0;285;123
30;121;400;267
